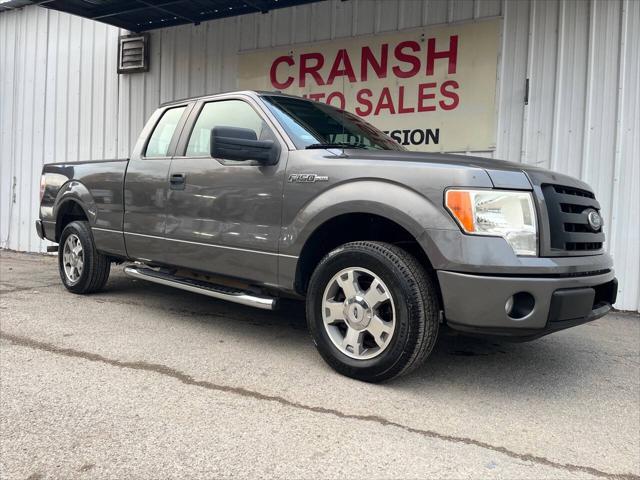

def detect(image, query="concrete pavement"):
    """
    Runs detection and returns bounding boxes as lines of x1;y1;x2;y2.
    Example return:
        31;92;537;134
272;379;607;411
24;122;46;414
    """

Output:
1;250;638;479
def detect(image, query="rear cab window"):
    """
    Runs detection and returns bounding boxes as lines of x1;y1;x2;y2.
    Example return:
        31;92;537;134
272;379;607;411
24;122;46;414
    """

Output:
145;106;187;157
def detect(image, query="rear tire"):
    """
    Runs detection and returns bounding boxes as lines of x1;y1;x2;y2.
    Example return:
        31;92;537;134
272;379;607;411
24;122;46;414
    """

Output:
306;241;439;383
58;220;110;294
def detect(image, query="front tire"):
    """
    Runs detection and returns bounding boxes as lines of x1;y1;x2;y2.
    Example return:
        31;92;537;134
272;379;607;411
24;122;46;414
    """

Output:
306;241;439;382
58;221;110;294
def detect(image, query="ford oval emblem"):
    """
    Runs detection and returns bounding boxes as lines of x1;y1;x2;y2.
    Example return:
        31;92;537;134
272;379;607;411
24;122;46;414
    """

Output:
586;209;602;231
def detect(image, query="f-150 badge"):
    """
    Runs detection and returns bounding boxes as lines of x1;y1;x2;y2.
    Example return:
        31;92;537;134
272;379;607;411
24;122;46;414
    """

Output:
288;174;329;183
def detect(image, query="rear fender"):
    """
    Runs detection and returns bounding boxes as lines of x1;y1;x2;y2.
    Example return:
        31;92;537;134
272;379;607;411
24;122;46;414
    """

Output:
53;180;97;226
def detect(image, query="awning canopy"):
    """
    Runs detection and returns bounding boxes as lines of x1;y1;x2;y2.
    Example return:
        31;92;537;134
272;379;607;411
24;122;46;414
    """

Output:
2;0;324;32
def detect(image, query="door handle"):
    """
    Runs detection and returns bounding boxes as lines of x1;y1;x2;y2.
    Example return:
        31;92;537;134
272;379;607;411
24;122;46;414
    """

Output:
170;173;186;190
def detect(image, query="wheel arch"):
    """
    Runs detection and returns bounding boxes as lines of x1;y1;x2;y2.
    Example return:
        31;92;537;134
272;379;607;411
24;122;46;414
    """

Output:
285;180;452;296
53;180;97;242
54;198;90;242
293;212;437;297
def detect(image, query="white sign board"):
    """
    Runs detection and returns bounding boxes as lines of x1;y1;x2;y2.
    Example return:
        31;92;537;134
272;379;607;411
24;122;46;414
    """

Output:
239;19;501;152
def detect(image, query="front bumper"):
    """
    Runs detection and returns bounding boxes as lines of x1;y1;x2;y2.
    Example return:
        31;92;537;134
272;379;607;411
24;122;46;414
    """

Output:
438;269;617;341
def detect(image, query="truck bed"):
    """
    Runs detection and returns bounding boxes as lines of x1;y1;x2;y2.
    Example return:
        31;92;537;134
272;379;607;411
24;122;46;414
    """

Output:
39;159;129;246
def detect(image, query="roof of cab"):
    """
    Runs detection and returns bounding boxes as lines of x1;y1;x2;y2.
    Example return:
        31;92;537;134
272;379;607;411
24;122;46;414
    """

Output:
159;90;304;108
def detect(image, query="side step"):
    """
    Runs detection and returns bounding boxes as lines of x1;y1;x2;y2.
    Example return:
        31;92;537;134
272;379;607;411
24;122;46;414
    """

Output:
123;265;277;311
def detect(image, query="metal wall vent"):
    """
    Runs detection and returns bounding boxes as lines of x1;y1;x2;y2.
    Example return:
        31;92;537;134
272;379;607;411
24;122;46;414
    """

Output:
118;34;149;74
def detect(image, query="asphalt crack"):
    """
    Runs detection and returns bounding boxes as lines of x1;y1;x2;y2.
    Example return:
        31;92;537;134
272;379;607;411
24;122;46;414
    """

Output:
0;282;61;294
1;331;638;480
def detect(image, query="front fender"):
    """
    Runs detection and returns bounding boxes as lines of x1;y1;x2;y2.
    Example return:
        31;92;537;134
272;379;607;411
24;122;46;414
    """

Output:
280;179;458;256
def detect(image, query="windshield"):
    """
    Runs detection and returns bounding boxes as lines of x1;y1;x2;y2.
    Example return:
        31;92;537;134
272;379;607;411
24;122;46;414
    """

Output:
261;95;404;151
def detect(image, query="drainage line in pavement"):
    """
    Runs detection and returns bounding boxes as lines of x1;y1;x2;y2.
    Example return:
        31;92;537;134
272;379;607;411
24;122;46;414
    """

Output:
1;331;637;480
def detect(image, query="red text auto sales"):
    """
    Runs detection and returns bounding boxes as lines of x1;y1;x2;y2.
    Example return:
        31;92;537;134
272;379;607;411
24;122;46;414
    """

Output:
268;36;459;146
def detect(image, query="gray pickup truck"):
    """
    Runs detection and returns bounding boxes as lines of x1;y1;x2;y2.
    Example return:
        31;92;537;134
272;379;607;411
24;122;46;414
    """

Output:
37;90;617;382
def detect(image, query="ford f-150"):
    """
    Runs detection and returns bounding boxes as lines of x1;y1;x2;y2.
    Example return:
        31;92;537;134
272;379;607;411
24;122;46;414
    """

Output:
37;91;617;382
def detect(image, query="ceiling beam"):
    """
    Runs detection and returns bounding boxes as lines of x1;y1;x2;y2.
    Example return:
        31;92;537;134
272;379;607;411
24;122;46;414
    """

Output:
91;1;184;21
29;0;326;32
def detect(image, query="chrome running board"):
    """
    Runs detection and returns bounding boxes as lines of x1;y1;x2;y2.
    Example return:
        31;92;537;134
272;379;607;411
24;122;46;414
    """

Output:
123;265;277;311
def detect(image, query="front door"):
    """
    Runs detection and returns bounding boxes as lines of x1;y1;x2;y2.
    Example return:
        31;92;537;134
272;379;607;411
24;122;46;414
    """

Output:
164;97;287;286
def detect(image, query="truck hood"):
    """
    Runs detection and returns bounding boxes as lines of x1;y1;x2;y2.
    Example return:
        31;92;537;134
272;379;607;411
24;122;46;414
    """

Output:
337;149;594;193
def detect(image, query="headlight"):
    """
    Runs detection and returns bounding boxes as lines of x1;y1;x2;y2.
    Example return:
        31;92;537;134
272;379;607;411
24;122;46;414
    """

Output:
445;189;538;256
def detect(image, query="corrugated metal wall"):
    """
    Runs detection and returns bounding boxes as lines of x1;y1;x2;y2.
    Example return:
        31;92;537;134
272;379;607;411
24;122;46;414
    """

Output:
1;0;638;310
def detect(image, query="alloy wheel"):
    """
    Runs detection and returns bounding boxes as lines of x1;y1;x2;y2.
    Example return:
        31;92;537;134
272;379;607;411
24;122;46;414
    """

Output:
321;267;396;360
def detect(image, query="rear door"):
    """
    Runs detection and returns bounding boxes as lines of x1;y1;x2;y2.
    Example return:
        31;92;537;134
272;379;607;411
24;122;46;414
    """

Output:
164;96;288;285
123;103;191;263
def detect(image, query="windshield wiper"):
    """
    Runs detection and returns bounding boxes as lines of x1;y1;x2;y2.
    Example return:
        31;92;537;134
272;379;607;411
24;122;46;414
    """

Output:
305;142;368;150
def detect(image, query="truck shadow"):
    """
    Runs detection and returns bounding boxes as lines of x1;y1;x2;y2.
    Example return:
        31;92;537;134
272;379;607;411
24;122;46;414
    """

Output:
106;272;600;396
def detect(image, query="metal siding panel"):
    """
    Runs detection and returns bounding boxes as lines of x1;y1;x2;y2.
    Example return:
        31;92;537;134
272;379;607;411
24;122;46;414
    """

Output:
522;0;559;169
189;24;207;97
291;5;312;45
66;15;82;163
353;0;376;36
16;8;32;250
104;26;120;159
30;8;49;252
239;13;257;51
0;12;17;249
449;0;475;22
159;27;176;103
310;1;333;41
495;0;529;160
549;0;590;178
144;30;161;130
423;0;450;25
173;25;191;100
79;17;94;162
0;13;5;246
129;70;145;154
128;29;148;153
204;21;223;93
43;11;59;165
256;7;273;48
117;73;131;159
272;7;293;46
375;0;400;33
398;1;424;30
334;0;354;37
581;0;620;250
220;18;240;91
90;23;107;159
475;0;502;18
6;11;20;249
609;0;640;310
53;12;70;163
6;10;21;249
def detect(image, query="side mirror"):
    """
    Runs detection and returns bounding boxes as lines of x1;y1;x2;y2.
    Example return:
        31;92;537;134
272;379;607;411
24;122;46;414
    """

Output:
210;126;279;165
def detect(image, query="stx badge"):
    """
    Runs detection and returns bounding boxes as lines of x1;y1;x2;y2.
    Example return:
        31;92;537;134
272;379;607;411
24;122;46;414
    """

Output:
288;174;329;183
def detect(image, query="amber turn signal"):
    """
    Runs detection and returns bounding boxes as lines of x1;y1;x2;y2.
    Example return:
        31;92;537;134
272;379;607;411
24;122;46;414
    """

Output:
445;190;475;232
